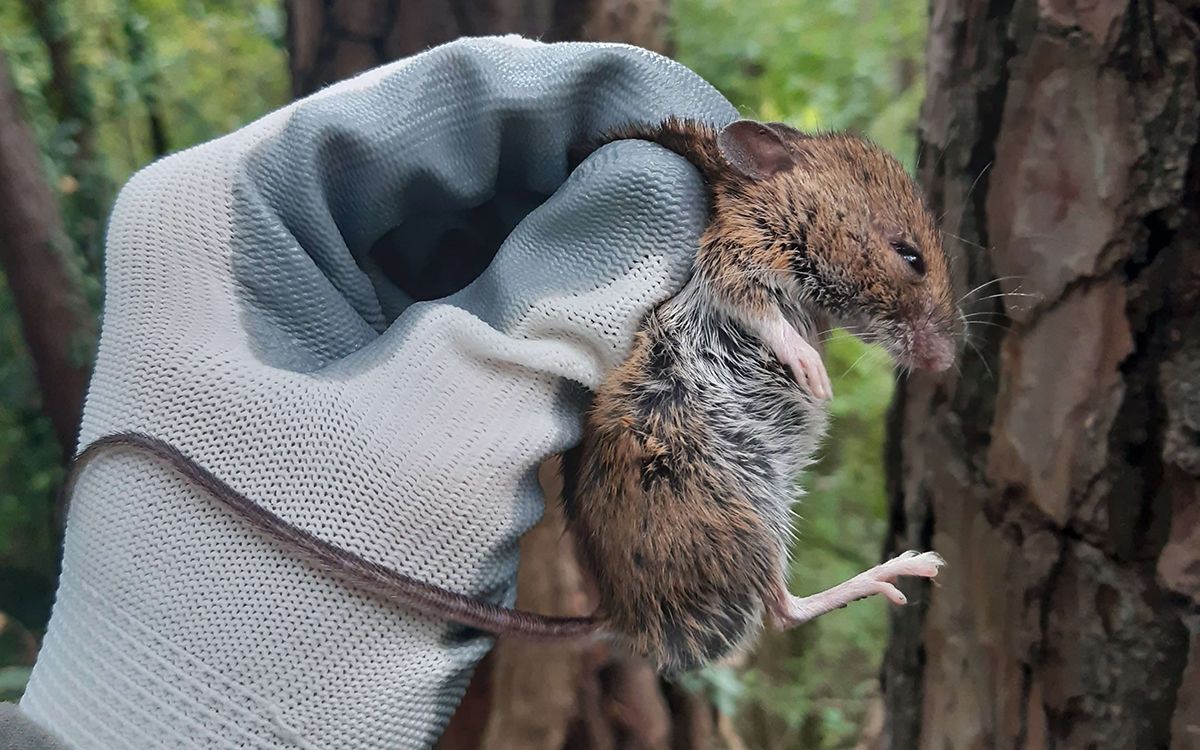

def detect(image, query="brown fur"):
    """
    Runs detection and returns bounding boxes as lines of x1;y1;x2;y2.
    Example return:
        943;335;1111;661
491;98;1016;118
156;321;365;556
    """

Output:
582;117;959;367
566;317;781;671
564;118;960;671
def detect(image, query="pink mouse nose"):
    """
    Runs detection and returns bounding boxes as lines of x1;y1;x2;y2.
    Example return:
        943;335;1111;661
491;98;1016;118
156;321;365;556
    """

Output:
912;334;956;372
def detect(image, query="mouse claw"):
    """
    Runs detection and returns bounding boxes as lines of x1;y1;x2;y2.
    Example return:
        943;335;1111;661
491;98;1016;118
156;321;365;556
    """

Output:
874;550;945;581
769;549;945;630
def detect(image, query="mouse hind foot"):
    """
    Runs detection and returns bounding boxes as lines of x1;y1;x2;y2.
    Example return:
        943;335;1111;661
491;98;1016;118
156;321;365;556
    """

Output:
769;550;945;629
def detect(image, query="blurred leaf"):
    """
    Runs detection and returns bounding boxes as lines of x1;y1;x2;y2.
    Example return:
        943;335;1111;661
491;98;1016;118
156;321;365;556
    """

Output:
0;666;32;701
678;664;746;717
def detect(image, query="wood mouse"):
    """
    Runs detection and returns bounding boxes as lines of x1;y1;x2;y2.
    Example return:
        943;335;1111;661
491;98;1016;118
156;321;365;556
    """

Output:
561;117;958;672
62;117;959;674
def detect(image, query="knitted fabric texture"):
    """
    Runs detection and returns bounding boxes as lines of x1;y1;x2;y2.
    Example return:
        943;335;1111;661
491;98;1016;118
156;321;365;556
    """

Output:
19;36;736;749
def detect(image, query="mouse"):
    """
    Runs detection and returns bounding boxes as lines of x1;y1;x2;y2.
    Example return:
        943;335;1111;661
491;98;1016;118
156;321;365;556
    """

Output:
561;117;959;672
61;117;960;673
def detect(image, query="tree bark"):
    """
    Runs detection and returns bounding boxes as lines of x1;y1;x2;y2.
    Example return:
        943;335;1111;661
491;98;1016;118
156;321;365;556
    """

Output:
284;0;670;98
20;0;95;173
0;52;94;458
882;2;1199;749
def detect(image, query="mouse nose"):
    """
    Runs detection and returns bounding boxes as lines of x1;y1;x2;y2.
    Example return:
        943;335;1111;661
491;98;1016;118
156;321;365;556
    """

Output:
912;333;956;372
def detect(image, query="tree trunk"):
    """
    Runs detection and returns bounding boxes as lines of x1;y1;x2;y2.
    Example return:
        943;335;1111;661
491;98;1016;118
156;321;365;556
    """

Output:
20;0;96;175
21;0;112;263
284;0;670;98
882;2;1199;749
0;52;95;459
280;5;705;747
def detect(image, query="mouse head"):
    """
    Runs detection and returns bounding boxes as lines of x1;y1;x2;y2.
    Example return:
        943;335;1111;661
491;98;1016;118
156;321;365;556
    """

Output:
712;119;961;373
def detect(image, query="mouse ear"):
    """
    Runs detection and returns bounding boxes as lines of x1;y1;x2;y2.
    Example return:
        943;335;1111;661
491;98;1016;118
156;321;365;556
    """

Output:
764;121;811;140
717;120;799;180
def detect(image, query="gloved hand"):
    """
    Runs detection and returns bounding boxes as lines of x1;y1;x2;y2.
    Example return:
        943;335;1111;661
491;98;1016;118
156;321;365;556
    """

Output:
17;35;735;749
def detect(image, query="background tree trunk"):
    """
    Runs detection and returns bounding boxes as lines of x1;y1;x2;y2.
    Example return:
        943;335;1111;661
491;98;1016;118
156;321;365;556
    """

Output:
20;0;112;263
0;52;94;459
280;5;713;747
284;0;670;98
882;2;1198;749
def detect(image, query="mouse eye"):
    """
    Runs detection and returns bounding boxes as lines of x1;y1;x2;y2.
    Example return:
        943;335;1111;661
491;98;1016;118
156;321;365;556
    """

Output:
891;240;925;276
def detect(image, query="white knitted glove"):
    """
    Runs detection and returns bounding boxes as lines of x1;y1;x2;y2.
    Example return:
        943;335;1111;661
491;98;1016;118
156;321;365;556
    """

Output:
18;36;735;749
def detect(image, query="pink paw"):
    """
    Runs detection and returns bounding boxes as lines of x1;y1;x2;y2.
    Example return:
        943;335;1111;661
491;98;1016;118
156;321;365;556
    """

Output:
779;332;833;401
858;551;945;606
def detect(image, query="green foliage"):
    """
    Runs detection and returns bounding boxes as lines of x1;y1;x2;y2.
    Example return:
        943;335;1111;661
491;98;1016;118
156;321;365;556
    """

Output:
0;0;286;673
672;2;926;746
673;0;926;167
2;0;287;195
677;664;746;718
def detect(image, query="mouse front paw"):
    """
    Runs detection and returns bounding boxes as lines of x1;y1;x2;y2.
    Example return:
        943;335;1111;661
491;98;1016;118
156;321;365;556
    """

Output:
780;337;833;401
768;323;833;400
741;308;833;400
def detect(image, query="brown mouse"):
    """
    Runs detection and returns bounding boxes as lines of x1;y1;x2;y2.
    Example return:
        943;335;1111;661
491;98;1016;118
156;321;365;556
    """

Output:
62;117;960;673
561;117;958;671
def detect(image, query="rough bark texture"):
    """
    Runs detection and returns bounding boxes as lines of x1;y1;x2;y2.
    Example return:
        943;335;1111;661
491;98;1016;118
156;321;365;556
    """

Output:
882;2;1199;749
284;0;670;98
0;53;94;458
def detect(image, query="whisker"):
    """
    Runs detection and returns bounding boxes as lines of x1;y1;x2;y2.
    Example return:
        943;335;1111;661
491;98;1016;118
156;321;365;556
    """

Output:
962;311;1010;320
939;161;992;224
852;331;883;347
815;327;865;344
964;337;994;380
926;141;950;175
972;291;1040;303
956;275;1025;304
814;325;862;337
965;320;1012;332
942;231;990;253
838;347;886;379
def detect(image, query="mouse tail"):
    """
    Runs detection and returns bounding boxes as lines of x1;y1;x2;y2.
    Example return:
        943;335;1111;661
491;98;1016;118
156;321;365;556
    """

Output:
569;116;726;185
67;432;603;642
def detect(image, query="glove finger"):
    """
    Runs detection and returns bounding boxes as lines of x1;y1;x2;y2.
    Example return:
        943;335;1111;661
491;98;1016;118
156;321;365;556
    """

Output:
226;36;734;371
